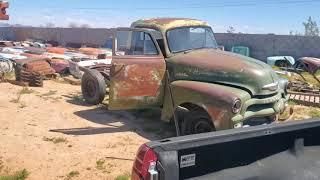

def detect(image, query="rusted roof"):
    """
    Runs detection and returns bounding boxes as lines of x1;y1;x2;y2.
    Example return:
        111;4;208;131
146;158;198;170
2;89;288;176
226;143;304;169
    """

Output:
131;18;209;32
299;57;320;66
298;57;320;74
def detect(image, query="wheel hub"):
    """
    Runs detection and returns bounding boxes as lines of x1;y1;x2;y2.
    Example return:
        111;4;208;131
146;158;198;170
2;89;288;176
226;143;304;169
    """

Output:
86;80;96;97
194;121;212;133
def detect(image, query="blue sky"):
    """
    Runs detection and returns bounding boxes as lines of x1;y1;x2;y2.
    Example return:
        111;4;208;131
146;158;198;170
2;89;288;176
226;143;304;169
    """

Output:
6;0;320;34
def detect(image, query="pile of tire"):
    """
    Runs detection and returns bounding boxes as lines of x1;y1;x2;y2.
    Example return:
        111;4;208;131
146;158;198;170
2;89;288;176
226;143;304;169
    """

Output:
0;58;14;73
18;69;43;87
14;59;54;87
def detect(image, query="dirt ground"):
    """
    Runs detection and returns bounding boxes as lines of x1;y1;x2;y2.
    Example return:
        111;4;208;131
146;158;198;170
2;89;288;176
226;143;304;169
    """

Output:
0;80;175;180
1;79;320;180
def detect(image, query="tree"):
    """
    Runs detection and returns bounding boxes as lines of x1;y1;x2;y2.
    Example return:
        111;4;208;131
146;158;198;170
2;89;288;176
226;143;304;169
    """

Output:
68;22;78;28
45;22;55;28
303;16;319;36
289;31;294;35
80;24;90;28
227;26;235;33
289;30;302;36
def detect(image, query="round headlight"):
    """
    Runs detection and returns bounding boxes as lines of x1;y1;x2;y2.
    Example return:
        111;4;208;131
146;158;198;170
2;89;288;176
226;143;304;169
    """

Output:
232;99;242;114
279;78;289;94
284;82;290;95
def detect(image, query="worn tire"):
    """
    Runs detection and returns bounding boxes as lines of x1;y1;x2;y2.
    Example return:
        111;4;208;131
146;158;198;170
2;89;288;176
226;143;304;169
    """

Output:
81;69;106;105
14;64;23;81
181;108;215;135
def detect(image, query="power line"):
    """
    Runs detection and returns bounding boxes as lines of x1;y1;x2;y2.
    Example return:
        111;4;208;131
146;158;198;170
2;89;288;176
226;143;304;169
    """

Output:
66;0;320;11
26;0;320;11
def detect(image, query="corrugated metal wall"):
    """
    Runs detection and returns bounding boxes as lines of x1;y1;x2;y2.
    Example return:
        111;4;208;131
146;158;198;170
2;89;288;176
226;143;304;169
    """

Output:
215;33;320;61
0;27;113;46
1;27;320;61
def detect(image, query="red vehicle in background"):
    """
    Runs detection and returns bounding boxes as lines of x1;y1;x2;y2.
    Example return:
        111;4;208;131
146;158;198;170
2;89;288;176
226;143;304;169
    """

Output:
0;1;8;20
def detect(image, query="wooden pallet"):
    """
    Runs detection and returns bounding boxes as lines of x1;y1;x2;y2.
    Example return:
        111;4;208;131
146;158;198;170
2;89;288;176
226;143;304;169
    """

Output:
289;92;320;107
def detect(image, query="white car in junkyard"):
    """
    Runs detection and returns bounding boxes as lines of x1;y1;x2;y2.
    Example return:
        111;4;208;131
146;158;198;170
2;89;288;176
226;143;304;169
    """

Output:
69;58;112;79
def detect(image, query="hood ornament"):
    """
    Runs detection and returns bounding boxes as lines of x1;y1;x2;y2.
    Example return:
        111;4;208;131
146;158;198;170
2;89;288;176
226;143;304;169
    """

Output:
262;82;279;91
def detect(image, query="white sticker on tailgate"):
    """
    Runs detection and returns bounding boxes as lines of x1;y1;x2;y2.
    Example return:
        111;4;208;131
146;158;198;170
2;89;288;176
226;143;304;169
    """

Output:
180;154;196;168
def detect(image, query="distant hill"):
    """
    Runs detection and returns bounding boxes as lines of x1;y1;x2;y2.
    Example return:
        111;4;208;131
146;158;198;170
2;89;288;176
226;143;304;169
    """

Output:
0;23;32;27
0;22;10;27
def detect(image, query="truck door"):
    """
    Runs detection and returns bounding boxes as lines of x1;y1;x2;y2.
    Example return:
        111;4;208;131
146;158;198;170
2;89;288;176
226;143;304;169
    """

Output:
108;28;166;110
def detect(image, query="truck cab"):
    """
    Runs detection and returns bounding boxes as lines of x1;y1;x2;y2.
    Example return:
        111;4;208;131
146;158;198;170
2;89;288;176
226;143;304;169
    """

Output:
81;18;288;135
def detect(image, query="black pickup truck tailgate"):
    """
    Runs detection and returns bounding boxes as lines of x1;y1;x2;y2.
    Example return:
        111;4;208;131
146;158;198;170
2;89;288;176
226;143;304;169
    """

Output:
147;119;320;180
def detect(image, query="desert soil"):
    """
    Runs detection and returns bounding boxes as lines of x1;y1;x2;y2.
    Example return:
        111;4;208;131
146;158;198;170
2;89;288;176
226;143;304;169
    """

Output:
0;79;319;180
0;80;174;180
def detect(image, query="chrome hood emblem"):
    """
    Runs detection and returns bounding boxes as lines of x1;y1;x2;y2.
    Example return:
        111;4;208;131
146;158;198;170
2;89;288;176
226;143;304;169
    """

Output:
262;82;279;91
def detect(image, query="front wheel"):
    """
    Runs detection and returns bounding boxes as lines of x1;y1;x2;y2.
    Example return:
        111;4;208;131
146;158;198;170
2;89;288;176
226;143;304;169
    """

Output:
181;108;215;135
81;69;106;105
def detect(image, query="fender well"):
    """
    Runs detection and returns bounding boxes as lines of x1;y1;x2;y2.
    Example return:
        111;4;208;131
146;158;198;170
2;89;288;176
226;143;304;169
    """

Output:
161;80;250;130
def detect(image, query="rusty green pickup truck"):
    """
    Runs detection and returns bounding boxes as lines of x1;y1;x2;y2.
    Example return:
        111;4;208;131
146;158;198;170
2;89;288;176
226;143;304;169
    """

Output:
81;18;288;135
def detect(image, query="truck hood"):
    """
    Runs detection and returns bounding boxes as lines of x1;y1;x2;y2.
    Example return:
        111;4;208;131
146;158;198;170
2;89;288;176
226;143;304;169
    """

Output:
167;49;279;96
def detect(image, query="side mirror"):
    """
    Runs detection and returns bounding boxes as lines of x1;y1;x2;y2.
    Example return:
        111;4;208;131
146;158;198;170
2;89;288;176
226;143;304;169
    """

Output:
0;1;8;20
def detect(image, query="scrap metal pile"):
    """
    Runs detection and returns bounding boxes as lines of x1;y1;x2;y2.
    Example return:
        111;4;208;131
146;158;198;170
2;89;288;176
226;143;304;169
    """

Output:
269;56;320;107
287;81;320;107
0;40;112;86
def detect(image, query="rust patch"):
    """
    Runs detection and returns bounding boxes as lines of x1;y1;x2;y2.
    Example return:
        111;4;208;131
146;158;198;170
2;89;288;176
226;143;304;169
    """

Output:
172;80;238;105
24;60;55;76
206;106;231;130
20;53;46;59
14;59;54;87
109;56;166;109
131;18;208;32
113;63;164;97
142;18;204;25
79;47;104;56
15;58;55;77
46;47;66;54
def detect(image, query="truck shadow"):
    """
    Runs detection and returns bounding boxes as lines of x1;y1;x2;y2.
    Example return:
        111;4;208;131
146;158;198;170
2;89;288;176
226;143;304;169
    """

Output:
50;106;176;141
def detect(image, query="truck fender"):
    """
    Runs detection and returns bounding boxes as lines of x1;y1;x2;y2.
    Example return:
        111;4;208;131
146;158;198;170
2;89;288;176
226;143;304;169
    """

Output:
161;80;246;130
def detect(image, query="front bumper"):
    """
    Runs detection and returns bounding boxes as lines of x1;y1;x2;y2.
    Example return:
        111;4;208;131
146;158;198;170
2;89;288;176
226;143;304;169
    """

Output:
231;92;288;127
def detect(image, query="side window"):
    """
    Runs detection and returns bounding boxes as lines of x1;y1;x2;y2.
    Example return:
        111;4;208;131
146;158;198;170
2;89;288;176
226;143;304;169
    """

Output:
116;30;158;56
104;37;113;49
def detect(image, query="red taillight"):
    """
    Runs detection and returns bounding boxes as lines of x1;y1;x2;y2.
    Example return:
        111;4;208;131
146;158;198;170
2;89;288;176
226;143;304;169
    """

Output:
132;144;158;180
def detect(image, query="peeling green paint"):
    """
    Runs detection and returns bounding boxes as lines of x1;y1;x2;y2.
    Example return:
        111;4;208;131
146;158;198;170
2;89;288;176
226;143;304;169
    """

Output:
108;18;288;131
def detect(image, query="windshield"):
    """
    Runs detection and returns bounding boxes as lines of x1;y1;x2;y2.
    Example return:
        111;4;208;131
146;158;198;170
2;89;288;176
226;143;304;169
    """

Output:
167;26;218;53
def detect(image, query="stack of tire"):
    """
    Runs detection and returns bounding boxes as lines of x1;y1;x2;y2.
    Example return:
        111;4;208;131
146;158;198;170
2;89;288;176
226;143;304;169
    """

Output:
14;59;55;87
0;57;14;74
0;57;13;82
19;69;31;82
14;62;25;82
15;66;43;87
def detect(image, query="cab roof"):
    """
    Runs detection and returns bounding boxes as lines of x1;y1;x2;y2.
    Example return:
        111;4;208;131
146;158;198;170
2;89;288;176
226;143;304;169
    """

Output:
131;18;209;32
